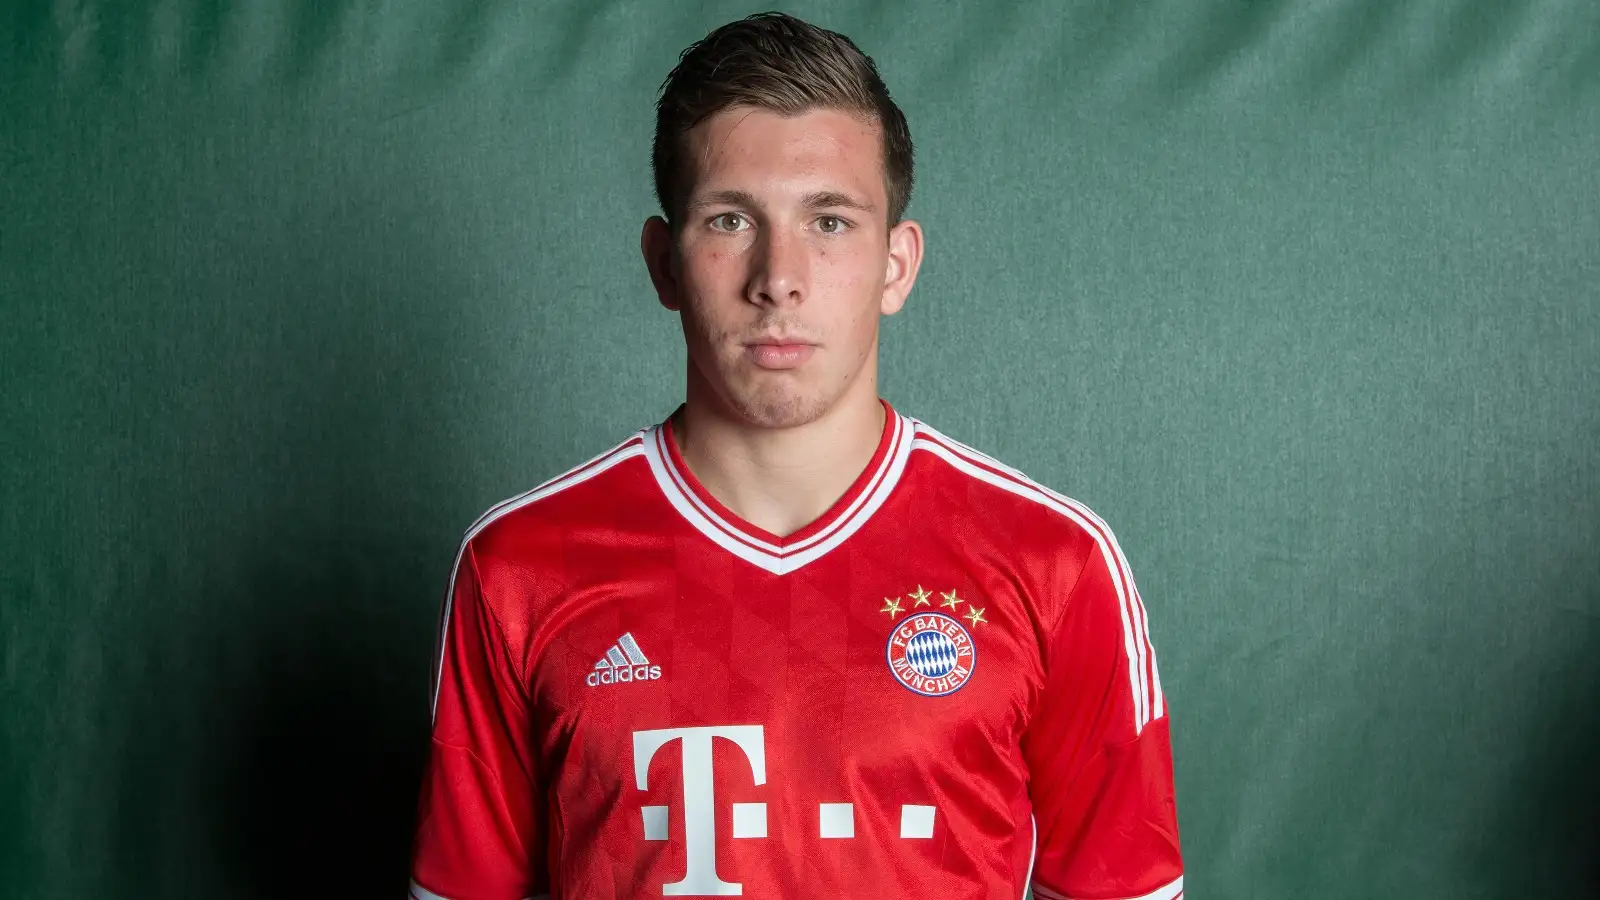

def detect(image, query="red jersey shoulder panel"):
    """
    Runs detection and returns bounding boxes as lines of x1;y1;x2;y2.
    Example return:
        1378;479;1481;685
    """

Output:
905;422;1106;627
905;419;1182;899
432;431;653;723
906;419;1166;733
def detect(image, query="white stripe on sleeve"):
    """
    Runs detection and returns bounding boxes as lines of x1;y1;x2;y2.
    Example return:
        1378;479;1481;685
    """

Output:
1031;874;1182;900
408;880;548;900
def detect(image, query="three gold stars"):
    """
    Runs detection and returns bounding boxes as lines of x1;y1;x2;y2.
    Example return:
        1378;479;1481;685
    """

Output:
908;585;932;607
880;596;904;617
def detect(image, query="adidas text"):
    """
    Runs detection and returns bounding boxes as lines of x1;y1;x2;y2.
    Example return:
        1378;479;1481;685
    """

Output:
587;664;662;687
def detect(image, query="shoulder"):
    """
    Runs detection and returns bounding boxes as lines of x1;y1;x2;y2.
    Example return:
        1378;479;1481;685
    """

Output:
906;416;1128;556
905;417;1153;681
903;416;1146;619
459;427;653;562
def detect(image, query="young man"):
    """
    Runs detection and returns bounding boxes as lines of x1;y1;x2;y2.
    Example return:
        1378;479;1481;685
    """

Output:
409;12;1182;900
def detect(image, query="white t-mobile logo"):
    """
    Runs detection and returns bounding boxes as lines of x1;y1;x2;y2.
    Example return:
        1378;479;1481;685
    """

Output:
633;725;766;896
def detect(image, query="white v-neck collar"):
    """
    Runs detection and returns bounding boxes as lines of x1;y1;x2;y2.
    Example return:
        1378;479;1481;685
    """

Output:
641;403;916;575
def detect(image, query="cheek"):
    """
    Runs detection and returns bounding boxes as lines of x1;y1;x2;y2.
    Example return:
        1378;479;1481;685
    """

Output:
683;252;747;309
687;242;742;277
824;245;883;323
828;238;882;285
825;276;882;364
679;283;741;350
680;249;736;299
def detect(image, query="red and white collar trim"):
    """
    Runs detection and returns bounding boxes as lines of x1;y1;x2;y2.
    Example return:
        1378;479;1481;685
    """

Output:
642;400;915;575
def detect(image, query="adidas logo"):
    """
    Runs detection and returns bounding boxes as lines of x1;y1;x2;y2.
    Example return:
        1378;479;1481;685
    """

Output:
586;633;662;687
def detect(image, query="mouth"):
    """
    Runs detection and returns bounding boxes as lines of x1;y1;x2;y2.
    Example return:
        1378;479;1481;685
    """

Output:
743;338;818;371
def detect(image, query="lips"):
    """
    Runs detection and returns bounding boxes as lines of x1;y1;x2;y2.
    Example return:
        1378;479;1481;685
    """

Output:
745;339;817;370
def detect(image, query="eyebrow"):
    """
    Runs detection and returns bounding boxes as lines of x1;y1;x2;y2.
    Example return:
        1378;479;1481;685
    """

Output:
685;189;877;215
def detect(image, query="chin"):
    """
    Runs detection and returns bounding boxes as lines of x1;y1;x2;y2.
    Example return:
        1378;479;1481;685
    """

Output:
725;384;832;430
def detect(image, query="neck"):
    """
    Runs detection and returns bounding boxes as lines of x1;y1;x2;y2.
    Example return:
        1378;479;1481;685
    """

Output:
671;380;887;539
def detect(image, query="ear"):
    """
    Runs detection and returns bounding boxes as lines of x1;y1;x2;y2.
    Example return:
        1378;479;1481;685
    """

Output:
641;216;682;311
880;218;924;316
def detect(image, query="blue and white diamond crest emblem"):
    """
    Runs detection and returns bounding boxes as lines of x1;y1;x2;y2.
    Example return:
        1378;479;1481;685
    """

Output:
885;612;976;696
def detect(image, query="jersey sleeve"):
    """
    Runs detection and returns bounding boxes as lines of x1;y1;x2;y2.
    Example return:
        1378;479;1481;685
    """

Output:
410;541;549;900
1022;526;1183;900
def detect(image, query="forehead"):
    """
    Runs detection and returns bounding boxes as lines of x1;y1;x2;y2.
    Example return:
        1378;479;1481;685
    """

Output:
684;105;885;206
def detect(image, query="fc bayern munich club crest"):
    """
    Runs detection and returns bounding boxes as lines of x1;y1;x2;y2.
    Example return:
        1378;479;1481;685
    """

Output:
886;612;977;696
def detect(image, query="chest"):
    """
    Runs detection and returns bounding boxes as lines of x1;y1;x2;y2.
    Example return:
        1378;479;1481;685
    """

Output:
527;539;1046;809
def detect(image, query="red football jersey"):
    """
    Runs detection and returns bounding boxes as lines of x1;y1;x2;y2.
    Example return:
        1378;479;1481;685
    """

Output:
410;400;1182;900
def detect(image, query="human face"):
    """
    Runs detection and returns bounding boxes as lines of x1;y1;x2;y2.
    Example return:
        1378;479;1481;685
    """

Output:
643;105;922;430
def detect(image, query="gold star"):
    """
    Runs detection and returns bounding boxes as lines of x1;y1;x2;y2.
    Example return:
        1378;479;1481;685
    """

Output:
880;596;903;617
963;606;987;627
909;585;932;607
940;590;962;611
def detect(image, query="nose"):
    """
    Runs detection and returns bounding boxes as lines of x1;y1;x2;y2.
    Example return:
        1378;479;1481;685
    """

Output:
747;225;809;307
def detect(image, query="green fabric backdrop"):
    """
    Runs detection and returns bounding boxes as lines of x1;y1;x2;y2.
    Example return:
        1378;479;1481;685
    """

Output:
3;1;1597;896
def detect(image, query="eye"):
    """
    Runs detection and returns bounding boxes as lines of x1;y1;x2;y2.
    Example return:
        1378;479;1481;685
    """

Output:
817;215;850;234
710;213;748;232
